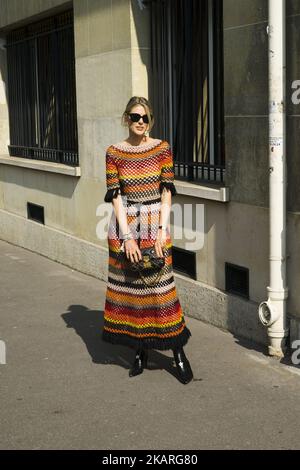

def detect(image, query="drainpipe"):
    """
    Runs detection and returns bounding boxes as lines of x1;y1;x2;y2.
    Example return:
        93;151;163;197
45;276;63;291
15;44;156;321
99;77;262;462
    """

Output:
258;0;289;357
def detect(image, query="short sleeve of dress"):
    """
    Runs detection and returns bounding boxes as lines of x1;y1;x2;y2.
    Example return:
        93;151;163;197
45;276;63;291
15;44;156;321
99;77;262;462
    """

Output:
159;142;177;196
104;149;121;202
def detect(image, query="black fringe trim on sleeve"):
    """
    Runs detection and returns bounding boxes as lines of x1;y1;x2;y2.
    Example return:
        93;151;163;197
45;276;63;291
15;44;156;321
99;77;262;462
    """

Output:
159;181;177;196
104;187;121;202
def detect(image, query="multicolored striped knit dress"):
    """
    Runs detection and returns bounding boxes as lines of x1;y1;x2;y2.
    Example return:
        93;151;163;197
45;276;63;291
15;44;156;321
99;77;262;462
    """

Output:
102;138;191;351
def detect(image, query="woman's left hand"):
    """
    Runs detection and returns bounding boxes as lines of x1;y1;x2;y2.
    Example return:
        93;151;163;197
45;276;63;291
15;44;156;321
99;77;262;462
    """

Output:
155;228;167;258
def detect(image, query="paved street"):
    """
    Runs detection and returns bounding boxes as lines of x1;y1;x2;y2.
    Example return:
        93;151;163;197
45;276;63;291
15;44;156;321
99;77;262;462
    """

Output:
0;238;300;450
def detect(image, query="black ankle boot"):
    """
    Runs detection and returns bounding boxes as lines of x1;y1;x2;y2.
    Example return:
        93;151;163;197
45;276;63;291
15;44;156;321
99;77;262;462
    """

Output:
173;346;193;384
129;348;148;377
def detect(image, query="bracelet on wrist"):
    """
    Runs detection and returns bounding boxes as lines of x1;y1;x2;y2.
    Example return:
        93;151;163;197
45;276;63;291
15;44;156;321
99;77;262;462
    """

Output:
123;231;133;241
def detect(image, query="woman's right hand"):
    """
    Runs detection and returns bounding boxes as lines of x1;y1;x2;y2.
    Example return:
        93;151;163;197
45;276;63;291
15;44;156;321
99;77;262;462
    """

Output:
124;239;142;263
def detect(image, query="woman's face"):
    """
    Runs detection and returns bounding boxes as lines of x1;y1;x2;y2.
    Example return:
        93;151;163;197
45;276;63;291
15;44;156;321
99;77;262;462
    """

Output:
127;104;149;137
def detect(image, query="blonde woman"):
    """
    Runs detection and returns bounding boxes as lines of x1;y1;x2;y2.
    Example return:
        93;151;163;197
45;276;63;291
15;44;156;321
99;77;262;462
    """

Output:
102;96;193;384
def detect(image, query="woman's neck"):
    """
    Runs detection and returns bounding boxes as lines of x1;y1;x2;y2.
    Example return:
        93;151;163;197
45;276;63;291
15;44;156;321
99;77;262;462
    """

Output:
125;133;148;146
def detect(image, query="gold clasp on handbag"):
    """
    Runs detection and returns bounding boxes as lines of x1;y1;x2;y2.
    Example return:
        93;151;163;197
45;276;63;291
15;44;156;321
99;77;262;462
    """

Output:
143;255;152;269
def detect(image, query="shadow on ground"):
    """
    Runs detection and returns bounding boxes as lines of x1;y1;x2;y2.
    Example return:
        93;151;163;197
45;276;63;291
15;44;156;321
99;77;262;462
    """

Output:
232;331;300;370
61;305;197;382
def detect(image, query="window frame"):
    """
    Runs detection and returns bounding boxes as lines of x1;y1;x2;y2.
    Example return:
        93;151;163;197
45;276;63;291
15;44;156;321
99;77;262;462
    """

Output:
149;0;225;185
6;9;79;167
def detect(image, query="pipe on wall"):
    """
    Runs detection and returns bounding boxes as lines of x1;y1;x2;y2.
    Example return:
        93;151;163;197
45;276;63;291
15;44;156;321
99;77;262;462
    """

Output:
258;0;289;357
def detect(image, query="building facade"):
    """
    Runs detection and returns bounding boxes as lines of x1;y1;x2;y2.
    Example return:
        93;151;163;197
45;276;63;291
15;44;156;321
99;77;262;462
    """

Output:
1;0;300;354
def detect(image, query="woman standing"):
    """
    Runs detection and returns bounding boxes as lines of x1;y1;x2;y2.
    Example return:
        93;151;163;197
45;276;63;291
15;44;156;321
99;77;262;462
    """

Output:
102;96;193;384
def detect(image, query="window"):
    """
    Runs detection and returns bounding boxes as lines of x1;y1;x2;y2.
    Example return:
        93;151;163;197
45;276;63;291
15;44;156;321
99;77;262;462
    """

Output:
149;0;225;184
6;10;78;166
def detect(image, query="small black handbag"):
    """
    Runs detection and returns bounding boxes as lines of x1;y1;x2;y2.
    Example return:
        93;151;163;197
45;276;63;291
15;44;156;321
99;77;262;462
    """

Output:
124;246;166;286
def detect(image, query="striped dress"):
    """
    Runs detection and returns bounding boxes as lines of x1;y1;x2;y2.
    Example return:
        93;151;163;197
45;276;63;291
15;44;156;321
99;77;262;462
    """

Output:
102;138;191;351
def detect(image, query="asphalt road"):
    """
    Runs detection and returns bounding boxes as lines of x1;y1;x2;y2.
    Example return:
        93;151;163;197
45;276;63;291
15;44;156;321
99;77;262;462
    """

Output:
1;238;300;450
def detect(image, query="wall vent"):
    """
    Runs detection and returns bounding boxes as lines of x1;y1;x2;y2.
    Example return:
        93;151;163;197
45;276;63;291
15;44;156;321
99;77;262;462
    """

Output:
172;246;196;280
27;202;45;224
225;262;249;299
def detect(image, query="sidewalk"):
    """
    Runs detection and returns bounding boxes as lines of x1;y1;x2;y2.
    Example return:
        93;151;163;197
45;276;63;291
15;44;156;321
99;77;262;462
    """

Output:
0;238;300;450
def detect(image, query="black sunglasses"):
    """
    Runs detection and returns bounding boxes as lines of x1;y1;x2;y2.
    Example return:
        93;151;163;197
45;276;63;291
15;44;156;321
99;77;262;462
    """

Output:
128;113;151;124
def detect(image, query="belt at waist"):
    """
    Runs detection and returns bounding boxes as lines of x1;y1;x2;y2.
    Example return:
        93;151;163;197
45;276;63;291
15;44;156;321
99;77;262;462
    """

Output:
126;197;161;206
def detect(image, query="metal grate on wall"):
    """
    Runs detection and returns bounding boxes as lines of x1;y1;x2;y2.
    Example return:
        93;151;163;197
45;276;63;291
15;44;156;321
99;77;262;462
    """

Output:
225;262;249;299
6;10;78;166
172;246;197;280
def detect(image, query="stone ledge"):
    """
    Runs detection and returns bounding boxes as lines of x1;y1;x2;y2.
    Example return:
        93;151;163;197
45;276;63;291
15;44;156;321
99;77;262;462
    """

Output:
174;179;229;202
0;154;81;176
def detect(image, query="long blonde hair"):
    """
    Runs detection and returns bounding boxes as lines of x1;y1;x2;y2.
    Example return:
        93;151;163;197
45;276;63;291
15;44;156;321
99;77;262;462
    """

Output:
121;96;155;133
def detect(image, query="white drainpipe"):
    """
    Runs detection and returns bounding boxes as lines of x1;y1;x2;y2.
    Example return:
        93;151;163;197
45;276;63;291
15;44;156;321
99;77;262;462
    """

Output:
258;0;289;357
